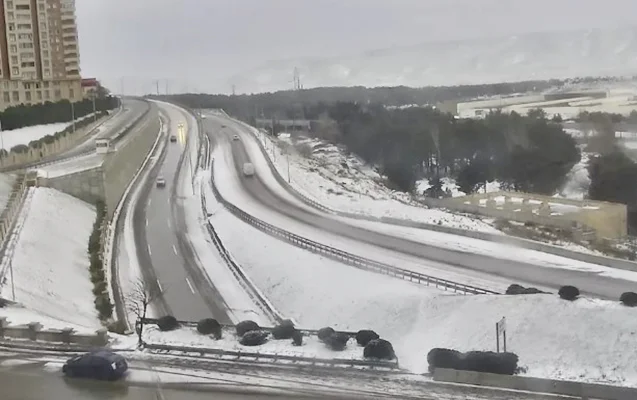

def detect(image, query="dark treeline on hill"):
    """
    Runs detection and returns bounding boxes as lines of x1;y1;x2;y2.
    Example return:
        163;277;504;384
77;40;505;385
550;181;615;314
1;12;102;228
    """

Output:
0;96;119;131
155;79;562;119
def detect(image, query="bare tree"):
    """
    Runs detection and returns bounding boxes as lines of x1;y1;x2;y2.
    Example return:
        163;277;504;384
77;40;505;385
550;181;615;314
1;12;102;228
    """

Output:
127;278;161;347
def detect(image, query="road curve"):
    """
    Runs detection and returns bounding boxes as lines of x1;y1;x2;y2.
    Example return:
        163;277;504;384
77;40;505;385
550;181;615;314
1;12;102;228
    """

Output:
205;115;637;300
138;103;231;323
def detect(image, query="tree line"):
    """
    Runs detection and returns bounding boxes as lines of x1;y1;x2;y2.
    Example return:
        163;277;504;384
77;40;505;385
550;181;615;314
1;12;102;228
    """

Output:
0;96;119;131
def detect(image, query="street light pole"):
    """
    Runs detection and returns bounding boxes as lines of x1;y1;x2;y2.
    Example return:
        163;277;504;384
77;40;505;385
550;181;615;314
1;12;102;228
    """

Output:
92;93;97;123
71;101;76;133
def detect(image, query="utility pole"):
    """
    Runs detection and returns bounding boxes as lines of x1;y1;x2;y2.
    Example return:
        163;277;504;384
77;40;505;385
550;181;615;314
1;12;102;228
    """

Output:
232;84;236;96
92;92;97;123
155;80;160;96
71;101;76;133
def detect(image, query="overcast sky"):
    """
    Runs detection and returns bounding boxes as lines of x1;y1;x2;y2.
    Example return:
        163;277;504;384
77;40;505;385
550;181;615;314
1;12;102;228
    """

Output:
76;0;637;94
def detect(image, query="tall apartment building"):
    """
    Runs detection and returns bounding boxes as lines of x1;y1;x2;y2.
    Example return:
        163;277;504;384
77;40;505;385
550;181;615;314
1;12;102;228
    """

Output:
0;0;81;110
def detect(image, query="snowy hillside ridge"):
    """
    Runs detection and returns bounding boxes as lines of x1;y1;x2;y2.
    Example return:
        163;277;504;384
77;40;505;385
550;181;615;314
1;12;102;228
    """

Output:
228;25;637;93
255;131;498;233
1;187;99;329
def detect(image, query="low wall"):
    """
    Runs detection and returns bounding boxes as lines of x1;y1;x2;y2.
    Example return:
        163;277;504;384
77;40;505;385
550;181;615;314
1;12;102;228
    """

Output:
0;114;111;170
433;368;637;400
0;173;28;268
102;104;161;218
441;191;627;239
38;167;104;205
0;317;108;346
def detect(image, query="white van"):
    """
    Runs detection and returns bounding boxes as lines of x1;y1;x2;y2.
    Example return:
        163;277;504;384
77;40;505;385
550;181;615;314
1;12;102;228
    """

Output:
242;163;255;177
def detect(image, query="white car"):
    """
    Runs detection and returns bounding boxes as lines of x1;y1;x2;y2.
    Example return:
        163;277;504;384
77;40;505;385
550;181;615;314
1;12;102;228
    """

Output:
156;176;166;188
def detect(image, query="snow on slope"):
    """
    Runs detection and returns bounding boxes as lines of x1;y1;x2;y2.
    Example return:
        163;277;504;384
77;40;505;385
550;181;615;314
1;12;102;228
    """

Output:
1;187;99;329
228;25;637;93
208;184;637;385
248;129;498;233
399;294;637;387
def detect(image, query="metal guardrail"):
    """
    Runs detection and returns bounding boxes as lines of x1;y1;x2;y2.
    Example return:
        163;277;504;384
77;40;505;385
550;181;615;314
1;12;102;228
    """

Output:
143;342;399;370
208;161;498;295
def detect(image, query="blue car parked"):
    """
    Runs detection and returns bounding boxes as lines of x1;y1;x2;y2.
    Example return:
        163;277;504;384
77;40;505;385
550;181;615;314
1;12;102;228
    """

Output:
62;350;128;381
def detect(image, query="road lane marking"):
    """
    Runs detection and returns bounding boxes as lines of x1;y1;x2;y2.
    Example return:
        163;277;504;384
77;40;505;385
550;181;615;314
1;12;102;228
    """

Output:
147;244;152;256
167;220;171;228
172;245;178;255
157;280;163;292
145;218;148;227
148;198;152;206
185;278;195;294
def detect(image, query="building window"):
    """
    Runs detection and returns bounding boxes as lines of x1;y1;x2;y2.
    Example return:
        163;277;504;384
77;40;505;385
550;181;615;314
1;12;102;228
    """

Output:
25;91;31;101
11;67;18;75
24;83;31;89
43;81;49;88
9;45;17;53
44;90;49;99
7;12;14;20
3;82;9;89
12;82;18;89
10;56;17;64
12;91;19;102
36;91;41;100
7;1;13;9
3;93;9;103
8;34;15;42
54;89;61;99
69;88;74;98
8;24;14;31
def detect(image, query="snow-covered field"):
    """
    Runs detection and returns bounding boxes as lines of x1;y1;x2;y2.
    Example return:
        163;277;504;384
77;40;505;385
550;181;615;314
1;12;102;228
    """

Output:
0;112;98;152
245;127;498;233
0;187;99;329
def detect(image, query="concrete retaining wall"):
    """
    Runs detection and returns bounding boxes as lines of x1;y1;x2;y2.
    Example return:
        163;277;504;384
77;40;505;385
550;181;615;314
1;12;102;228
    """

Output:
0;317;108;346
433;368;637;400
102;105;161;218
38;167;104;205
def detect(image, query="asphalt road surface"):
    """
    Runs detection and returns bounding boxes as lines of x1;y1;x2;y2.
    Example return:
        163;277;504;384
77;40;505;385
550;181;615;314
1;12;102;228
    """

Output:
204;115;637;300
138;104;231;323
0;368;337;400
58;97;149;159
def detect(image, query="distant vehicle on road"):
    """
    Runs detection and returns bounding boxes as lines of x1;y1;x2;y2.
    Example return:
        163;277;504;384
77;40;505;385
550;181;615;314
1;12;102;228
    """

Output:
232;135;239;141
62;350;128;381
170;135;177;142
156;175;166;187
221;124;226;128
242;162;255;177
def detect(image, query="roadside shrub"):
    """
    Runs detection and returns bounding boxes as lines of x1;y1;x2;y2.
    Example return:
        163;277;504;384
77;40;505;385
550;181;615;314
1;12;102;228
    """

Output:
272;321;296;340
236;320;259;337
506;284;545;295
317;327;335;342
324;332;349;351
427;348;462;373
461;351;519;375
107;320;128;334
620;292;637;307
558;285;580;301
197;318;221;336
363;339;395;360
427;349;518;375
240;330;269;346
94;295;113;320
0;298;9;308
292;330;303;346
356;330;380;346
157;315;179;332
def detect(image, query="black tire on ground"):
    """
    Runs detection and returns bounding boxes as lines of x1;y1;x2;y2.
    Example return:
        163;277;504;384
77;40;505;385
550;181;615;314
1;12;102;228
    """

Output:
317;327;335;342
236;320;260;337
240;330;269;346
355;330;380;346
363;339;395;360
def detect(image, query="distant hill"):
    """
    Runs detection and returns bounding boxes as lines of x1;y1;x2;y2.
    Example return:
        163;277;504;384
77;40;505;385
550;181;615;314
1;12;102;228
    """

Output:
227;25;637;93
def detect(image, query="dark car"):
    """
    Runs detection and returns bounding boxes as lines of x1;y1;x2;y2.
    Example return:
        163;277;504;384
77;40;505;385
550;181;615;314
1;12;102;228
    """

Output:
62;350;128;381
170;135;177;142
